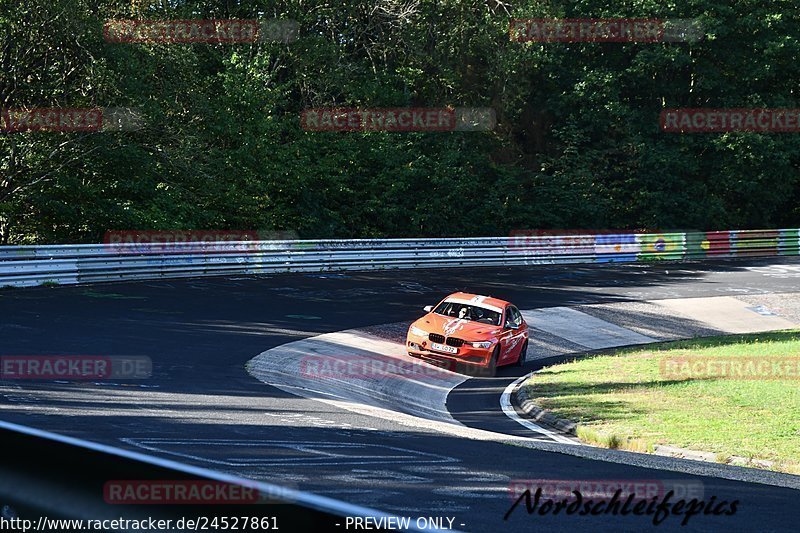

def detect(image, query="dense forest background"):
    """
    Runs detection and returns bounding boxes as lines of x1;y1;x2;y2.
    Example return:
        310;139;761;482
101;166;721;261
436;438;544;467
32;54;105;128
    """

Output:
1;0;799;244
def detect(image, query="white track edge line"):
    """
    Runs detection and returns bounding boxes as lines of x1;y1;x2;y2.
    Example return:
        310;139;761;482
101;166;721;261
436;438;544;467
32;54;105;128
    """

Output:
500;373;577;445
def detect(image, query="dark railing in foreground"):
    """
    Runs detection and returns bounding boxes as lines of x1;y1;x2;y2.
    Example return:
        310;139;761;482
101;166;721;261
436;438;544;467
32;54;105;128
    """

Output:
0;229;797;287
0;421;434;532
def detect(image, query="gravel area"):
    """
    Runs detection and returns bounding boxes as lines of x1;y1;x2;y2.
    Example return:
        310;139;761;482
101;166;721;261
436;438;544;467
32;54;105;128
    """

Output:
357;321;410;344
524;328;587;361
737;292;800;326
578;300;725;340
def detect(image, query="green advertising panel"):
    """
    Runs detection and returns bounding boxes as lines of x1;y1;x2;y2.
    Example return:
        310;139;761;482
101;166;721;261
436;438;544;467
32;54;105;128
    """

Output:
684;231;706;259
637;233;685;261
779;229;800;255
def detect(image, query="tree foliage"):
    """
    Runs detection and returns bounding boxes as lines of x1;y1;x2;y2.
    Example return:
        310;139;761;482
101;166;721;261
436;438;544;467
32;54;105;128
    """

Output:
1;0;799;243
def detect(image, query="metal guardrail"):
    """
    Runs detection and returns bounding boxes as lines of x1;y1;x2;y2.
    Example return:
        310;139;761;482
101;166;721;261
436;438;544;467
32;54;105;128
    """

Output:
0;229;797;287
0;421;431;532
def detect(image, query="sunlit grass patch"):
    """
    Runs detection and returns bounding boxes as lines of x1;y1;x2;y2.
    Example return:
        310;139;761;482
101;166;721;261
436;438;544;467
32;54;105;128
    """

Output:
523;331;800;473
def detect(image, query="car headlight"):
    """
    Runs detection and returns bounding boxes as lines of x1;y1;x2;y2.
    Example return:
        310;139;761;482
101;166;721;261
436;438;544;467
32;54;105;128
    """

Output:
470;341;493;349
410;326;428;337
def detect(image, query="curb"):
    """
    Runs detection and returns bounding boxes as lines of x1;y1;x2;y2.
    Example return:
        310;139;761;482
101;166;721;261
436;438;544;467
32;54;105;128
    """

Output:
514;382;577;436
514;377;786;473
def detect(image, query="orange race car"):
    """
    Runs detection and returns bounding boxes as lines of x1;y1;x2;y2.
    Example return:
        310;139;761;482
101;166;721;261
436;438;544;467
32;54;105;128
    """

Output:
406;292;529;376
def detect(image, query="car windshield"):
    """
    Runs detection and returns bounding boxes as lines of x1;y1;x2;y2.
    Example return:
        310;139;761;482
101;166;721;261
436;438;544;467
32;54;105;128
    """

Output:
433;301;502;326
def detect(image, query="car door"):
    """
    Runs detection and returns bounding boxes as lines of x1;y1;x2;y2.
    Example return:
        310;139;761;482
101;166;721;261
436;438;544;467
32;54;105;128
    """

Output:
499;306;525;364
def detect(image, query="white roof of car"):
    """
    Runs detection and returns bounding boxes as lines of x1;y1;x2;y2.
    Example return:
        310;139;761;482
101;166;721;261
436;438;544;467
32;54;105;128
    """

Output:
444;296;504;314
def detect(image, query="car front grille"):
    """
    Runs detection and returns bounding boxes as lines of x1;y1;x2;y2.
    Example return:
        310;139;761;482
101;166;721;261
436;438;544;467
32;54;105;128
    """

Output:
428;334;465;348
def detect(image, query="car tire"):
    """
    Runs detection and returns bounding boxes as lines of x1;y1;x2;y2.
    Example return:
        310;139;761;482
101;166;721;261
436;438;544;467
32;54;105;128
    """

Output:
486;346;499;377
516;341;528;367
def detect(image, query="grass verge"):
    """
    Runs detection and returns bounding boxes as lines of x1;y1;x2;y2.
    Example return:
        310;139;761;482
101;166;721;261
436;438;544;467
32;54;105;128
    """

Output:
522;330;800;474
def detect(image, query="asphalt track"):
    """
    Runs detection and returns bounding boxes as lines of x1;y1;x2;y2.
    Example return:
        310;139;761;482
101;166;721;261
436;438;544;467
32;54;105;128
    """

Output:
2;258;800;532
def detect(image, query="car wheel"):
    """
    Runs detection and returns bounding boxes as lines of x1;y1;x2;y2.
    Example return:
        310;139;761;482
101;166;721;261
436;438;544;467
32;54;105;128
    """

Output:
486;346;499;377
516;341;528;367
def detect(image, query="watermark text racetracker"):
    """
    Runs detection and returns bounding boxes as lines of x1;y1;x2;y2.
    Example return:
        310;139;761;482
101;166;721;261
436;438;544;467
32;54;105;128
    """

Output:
104;19;298;44
510;18;703;43
301;107;496;132
103;230;298;254
505;479;737;526
104;480;294;505
0;355;151;380
300;355;457;381
661;357;800;380
1;108;142;132
661;109;800;133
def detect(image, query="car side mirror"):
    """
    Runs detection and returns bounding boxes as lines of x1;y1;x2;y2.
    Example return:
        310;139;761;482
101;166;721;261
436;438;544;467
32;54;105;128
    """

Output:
424;305;433;313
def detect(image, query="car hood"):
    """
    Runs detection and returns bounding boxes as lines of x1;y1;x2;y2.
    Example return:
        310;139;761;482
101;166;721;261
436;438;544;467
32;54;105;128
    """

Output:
413;313;502;339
